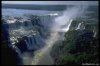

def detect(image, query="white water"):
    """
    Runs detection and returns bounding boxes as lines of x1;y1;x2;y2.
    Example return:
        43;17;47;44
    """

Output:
25;39;32;50
93;28;97;37
76;22;82;30
2;5;88;65
31;6;88;65
32;32;60;65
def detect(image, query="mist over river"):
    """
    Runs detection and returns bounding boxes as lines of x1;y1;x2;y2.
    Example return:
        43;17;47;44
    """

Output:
2;7;64;65
2;3;98;65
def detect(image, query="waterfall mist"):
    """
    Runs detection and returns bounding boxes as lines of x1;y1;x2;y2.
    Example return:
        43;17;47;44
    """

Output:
2;1;98;65
31;5;88;65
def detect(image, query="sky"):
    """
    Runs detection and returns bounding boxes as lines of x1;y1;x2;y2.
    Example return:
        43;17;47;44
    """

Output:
2;1;98;5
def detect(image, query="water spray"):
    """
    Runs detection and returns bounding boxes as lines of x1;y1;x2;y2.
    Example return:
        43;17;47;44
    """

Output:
31;5;88;65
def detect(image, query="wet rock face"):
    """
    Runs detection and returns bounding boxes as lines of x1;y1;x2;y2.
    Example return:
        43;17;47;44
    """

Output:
1;45;22;65
2;15;53;62
15;34;46;53
1;30;22;65
16;39;28;53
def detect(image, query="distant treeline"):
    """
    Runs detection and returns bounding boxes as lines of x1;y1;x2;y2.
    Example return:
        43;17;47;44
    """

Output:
2;4;67;11
2;4;98;11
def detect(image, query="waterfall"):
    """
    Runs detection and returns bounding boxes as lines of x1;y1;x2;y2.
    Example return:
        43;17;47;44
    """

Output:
25;37;33;50
31;19;72;65
28;37;32;49
76;22;82;30
25;40;31;50
15;46;23;59
31;6;88;65
93;28;97;37
31;36;38;49
60;19;73;32
2;5;88;65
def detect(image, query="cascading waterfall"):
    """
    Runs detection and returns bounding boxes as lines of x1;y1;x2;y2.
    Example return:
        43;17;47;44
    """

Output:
28;37;32;50
31;19;73;65
15;46;23;58
76;22;82;30
25;38;33;50
2;5;88;65
2;8;56;65
31;6;88;65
